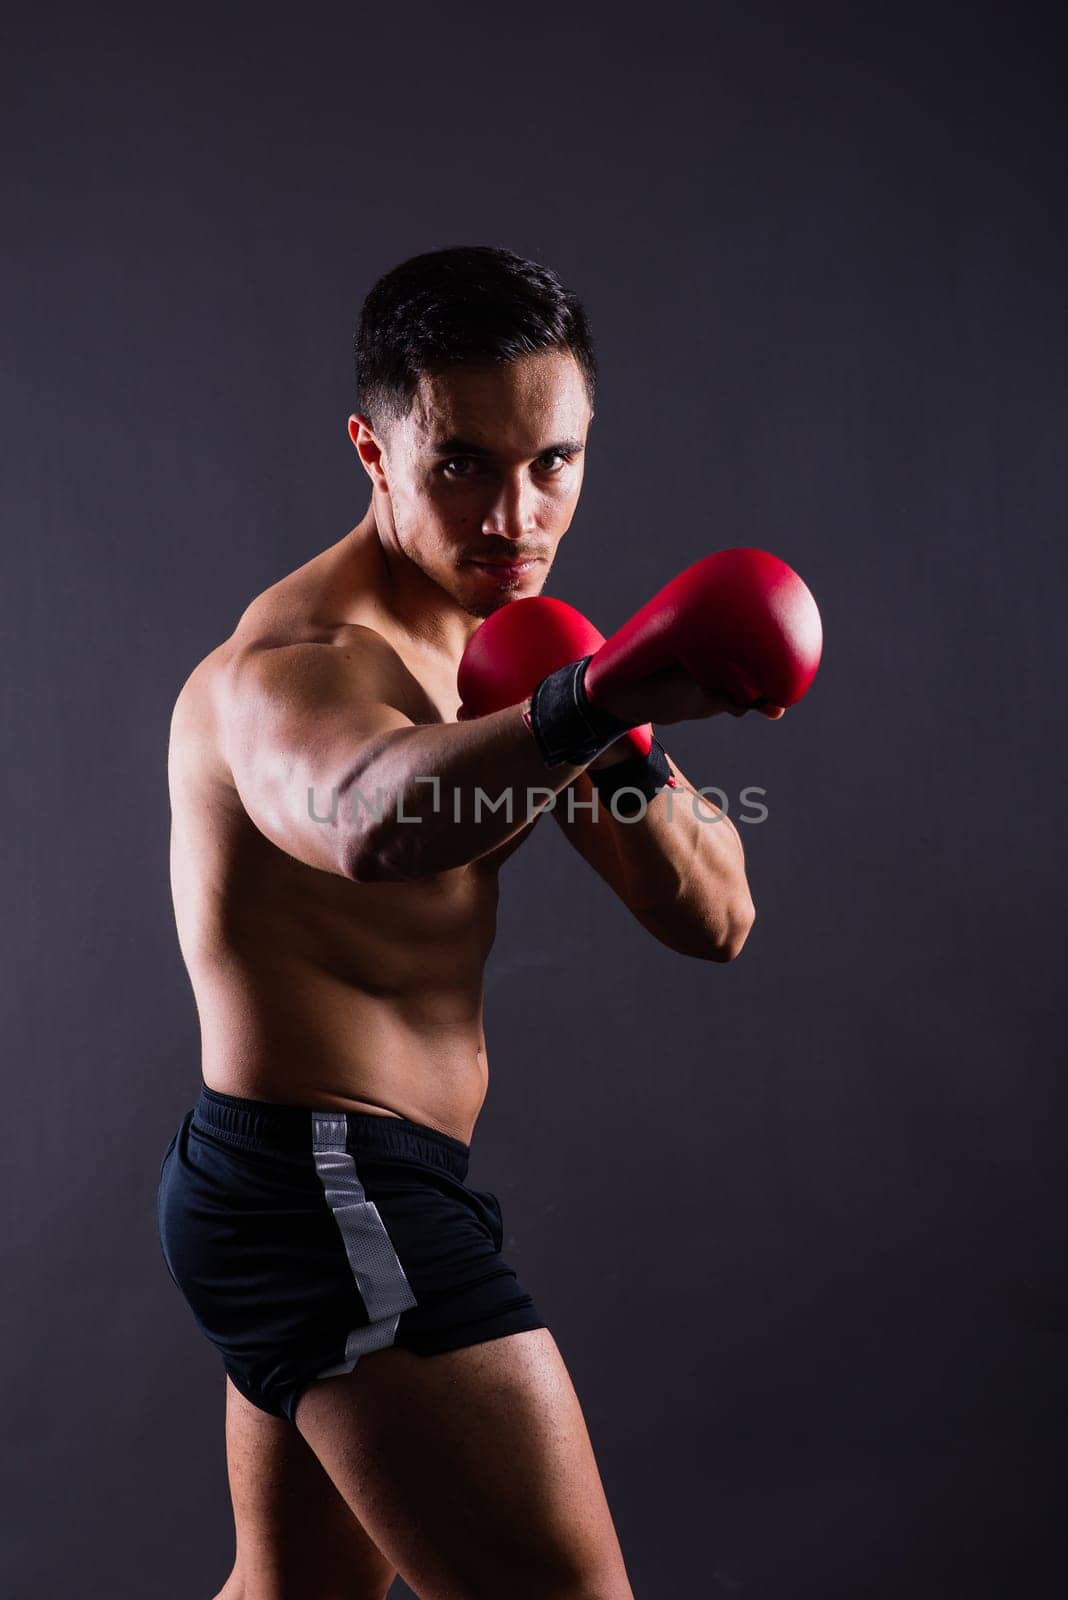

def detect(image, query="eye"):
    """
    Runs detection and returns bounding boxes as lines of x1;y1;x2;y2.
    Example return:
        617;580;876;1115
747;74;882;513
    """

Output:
440;450;575;479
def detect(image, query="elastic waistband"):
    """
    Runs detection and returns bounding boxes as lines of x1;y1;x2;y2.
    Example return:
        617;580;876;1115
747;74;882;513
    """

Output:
192;1085;470;1179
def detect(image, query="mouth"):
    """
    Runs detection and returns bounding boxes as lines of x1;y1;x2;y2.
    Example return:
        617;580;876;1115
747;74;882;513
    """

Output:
463;557;543;582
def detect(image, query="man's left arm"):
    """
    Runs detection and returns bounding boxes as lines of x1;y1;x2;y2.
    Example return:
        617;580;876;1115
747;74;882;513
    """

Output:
550;742;756;962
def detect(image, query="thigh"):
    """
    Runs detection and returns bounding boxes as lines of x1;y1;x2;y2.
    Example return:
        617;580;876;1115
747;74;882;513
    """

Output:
224;1375;396;1600
293;1328;634;1600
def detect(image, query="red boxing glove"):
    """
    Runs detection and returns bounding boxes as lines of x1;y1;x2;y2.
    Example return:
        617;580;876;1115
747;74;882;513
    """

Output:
457;596;654;757
584;547;823;717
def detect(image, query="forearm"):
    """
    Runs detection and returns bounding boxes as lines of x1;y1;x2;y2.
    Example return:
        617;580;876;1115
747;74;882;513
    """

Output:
587;754;755;957
342;705;587;880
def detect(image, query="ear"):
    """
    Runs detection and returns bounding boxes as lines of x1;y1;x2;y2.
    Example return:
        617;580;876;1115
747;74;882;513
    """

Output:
349;414;390;492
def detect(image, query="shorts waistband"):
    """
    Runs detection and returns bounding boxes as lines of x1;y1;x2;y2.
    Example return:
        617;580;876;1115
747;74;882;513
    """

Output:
192;1085;471;1179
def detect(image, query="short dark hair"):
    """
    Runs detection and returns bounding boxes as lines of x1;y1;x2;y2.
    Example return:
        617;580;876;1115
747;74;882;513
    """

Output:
355;245;597;436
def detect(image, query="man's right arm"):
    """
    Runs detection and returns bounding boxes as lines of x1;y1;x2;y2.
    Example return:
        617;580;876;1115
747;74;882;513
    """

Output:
219;636;590;882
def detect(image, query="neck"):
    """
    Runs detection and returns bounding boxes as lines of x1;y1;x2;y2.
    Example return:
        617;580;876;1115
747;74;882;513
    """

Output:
346;498;484;665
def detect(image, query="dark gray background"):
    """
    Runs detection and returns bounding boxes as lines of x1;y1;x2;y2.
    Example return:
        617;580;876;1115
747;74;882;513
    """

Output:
3;2;1065;1595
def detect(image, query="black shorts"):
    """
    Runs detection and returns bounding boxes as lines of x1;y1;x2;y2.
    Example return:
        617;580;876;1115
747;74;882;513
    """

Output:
156;1086;547;1423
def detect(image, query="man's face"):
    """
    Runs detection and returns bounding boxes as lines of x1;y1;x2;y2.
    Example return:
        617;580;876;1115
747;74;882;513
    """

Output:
360;348;593;618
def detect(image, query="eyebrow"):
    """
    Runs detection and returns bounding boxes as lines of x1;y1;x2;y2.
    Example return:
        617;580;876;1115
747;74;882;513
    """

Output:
429;436;585;459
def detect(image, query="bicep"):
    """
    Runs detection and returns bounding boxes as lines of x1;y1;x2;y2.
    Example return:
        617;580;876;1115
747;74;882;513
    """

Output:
220;640;415;876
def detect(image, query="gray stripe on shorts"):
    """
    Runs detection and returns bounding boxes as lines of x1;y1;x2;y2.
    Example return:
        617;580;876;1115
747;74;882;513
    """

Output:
309;1112;418;1381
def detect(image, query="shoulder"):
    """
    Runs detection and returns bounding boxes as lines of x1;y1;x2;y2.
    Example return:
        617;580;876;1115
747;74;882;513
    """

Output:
167;644;232;796
170;531;423;761
219;622;405;709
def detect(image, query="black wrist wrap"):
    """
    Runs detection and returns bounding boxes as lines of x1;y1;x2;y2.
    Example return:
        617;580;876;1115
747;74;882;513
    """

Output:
525;655;633;768
589;736;673;817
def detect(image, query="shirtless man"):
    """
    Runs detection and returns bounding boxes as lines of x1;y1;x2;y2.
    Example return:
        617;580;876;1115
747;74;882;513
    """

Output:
157;245;781;1600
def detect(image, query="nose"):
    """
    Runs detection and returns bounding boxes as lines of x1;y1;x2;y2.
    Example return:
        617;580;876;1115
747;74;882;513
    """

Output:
480;472;540;543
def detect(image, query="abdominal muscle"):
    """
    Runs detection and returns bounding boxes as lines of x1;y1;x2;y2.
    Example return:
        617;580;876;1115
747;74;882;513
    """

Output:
170;582;506;1146
173;795;502;1146
179;806;502;1145
194;948;493;1144
171;764;502;1152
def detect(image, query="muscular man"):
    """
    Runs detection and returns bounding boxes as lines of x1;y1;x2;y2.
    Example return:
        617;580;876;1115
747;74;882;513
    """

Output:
157;246;783;1600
